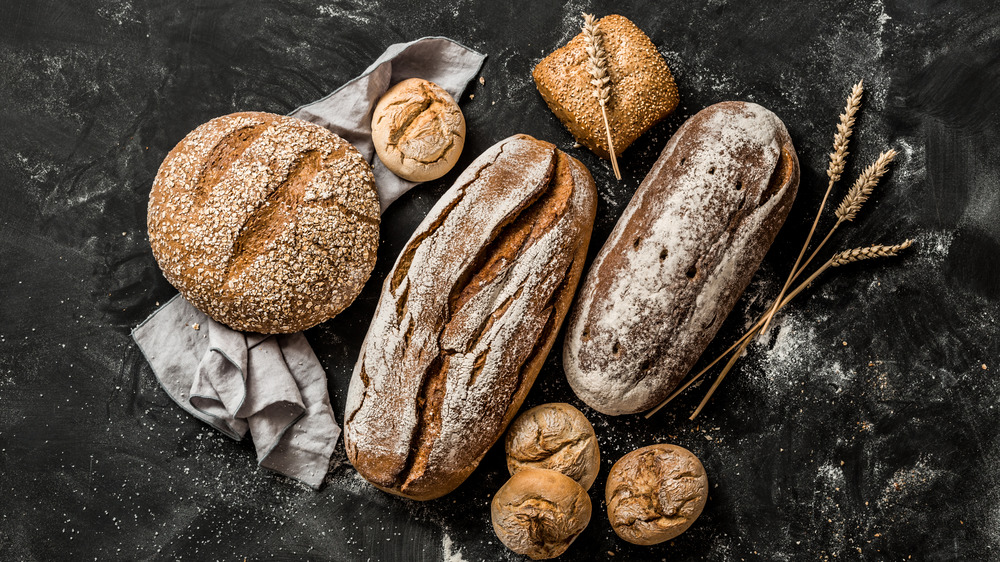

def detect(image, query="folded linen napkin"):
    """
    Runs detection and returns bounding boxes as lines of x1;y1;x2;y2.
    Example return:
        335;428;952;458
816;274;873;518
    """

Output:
132;37;485;489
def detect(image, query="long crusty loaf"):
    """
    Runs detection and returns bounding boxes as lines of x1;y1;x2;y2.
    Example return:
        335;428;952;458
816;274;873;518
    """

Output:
345;134;597;500
564;102;799;415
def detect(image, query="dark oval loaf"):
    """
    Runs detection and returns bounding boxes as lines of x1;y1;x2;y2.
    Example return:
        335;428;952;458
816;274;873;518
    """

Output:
563;101;800;415
345;134;597;500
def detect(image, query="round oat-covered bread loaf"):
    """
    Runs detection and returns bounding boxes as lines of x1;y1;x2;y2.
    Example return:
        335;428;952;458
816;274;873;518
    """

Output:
148;111;380;333
505;403;600;490
606;444;708;545
491;468;592;560
371;78;465;182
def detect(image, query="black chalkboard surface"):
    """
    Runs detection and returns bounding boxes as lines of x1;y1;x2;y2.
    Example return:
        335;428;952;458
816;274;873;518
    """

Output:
3;1;999;560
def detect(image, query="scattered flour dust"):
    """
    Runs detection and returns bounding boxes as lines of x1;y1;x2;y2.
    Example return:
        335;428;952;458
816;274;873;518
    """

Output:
441;532;467;562
750;313;854;395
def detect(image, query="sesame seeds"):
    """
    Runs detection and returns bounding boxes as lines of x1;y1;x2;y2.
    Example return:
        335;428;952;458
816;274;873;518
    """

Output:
533;14;679;158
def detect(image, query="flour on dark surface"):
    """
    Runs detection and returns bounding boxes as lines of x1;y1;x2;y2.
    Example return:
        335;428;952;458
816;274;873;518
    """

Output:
2;0;1000;560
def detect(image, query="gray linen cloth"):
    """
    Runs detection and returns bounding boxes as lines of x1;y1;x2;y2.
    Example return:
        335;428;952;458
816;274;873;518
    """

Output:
132;37;485;489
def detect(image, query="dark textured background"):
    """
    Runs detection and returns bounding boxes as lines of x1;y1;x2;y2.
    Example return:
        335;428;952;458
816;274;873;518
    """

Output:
2;0;999;560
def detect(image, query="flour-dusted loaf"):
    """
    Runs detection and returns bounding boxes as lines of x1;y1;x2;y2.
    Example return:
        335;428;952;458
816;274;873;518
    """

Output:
532;14;679;159
345;134;597;500
148;112;379;333
564;102;799;415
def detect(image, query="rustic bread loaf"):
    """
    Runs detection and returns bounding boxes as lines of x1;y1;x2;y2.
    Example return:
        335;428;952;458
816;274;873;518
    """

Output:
564;101;799;415
371;78;466;182
344;134;597;500
532;14;679;159
606;444;708;545
492;468;592;560
505;403;600;491
148;111;379;333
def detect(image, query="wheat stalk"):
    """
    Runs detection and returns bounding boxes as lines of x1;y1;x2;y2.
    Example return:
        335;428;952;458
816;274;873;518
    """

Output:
786;148;898;288
830;240;913;266
760;80;865;335
582;13;621;180
676;239;914;420
835;149;897;222
827;81;865;182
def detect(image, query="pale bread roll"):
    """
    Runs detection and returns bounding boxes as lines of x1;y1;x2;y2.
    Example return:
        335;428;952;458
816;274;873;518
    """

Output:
606;444;708;545
491;468;592;560
505;403;600;490
371;78;465;182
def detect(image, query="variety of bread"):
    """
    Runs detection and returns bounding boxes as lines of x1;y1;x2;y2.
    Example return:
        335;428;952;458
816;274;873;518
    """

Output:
491;468;592;560
533;14;679;159
606;444;709;545
371;78;466;182
148;111;380;334
141;15;814;552
564;101;800;415
344;134;597;500
505;403;600;491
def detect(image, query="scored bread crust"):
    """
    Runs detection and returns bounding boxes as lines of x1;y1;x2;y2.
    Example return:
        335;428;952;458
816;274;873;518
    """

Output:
564;102;800;415
148;112;379;334
344;134;597;501
532;14;679;159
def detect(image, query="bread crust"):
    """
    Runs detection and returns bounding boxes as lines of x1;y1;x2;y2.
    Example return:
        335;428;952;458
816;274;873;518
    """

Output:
148;111;379;333
345;134;597;500
492;468;592;559
606;444;708;545
371;78;465;182
564;101;800;415
532;14;679;159
505;403;600;491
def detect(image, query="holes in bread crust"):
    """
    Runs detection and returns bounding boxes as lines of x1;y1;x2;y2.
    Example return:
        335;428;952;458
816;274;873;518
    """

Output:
633;237;641;250
686;265;697;279
761;146;794;204
735;179;743;190
612;342;621;356
708;166;716;175
659;249;668;261
640;359;652;372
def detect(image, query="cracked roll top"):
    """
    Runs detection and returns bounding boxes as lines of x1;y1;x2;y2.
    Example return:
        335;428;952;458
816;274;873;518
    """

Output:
505;403;600;491
491;468;592;560
564;101;800;415
372;78;466;182
344;134;597;501
148;112;379;333
606;444;708;545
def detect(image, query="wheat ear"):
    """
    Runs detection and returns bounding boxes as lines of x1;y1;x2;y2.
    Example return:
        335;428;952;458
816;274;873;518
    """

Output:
685;239;913;420
789;148;898;287
646;239;915;419
760;80;865;335
835;149;898;223
582;13;621;180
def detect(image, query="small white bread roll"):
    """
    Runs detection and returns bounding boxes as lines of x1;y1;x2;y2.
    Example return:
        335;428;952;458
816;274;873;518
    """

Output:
371;78;465;182
491;468;592;560
505;403;600;490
